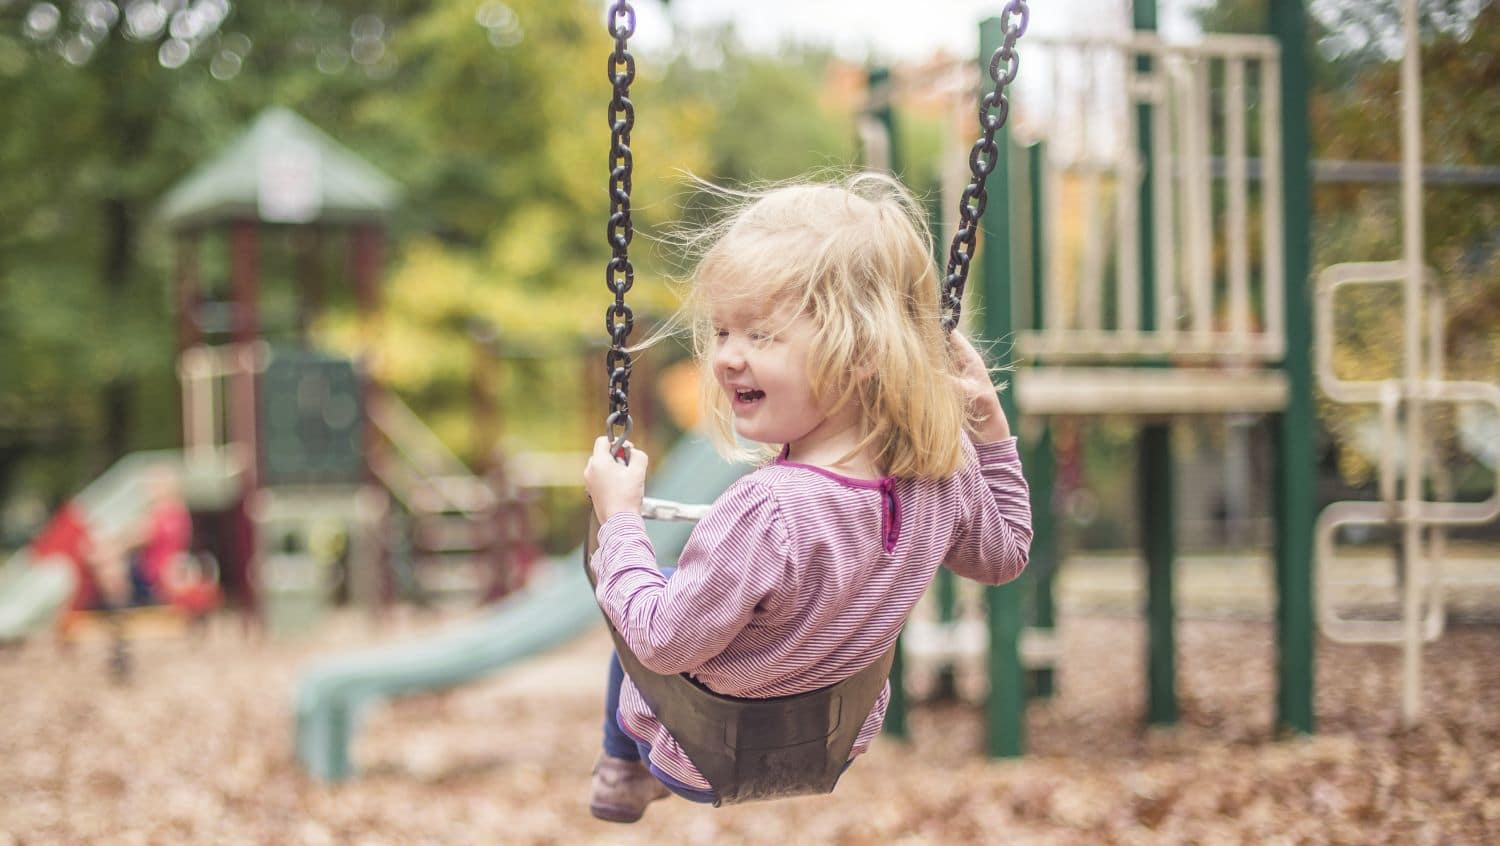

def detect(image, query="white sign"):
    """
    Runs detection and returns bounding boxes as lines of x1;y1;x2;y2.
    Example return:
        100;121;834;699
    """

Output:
258;141;322;223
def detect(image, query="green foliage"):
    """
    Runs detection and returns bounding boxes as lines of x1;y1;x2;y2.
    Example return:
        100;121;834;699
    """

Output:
0;1;863;505
0;0;426;500
318;15;862;463
660;36;856;183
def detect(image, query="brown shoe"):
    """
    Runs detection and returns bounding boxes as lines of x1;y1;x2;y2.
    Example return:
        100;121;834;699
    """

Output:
589;753;670;823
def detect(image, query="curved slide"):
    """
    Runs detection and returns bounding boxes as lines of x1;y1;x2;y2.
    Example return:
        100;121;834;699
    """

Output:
0;449;242;643
294;433;748;782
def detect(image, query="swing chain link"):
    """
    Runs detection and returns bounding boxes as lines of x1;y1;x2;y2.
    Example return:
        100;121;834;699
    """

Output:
941;0;1029;334
604;0;636;457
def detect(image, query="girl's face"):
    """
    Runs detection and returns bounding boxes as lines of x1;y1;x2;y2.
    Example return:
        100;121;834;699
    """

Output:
709;299;860;464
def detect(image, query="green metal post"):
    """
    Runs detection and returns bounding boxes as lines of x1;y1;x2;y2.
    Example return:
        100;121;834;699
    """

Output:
884;639;908;737
1026;428;1057;699
1028;142;1048;334
1134;0;1178;728
933;566;960;701
1134;1;1158;328
1140;425;1178;724
1025;141;1056;699
870;64;909;738
1269;0;1317;734
978;16;1026;759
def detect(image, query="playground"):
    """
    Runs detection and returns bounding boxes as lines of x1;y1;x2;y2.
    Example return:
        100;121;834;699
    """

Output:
2;0;1499;842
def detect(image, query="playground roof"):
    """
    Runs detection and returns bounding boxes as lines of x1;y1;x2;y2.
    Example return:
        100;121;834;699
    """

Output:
158;107;400;230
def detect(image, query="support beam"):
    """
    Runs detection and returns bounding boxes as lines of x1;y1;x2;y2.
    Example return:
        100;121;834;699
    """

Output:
1026;426;1057;699
229;220;261;614
174;232;202;454
294;226;325;346
1134;0;1177;727
1025;141;1056;699
1140;424;1177;724
1133;0;1158;335
884;639;908;738
229;220;260;490
352;224;384;343
1397;0;1427;727
979;15;1026;759
175;232;201;354
1270;0;1317;735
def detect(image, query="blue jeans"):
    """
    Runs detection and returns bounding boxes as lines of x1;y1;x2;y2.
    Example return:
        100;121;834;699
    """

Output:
599;566;717;804
602;650;718;804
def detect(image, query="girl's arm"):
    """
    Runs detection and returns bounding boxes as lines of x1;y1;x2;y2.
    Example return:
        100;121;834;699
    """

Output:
942;332;1032;582
592;478;792;675
950;331;1011;442
943;437;1033;585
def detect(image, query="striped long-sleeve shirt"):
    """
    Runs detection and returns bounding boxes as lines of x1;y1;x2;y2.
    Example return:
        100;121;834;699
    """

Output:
591;437;1032;792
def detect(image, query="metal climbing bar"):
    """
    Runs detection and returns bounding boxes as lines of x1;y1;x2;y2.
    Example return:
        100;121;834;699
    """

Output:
1313;260;1500;650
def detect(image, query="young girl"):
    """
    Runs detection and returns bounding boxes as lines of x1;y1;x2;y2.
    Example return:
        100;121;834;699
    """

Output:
583;172;1033;822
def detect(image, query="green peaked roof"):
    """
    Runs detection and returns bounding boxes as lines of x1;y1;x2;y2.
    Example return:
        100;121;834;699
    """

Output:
159;107;400;229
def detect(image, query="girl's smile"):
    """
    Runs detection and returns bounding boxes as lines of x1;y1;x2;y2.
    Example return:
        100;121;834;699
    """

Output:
710;303;865;471
730;386;765;410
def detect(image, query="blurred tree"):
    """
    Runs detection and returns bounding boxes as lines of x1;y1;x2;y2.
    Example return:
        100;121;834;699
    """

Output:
320;19;860;461
314;0;712;459
660;34;855;184
0;1;866;510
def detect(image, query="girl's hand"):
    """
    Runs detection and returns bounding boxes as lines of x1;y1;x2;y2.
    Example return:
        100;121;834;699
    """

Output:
950;332;1012;443
584;436;649;524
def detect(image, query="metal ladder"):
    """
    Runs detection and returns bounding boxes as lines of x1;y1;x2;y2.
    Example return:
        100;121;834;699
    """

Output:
1313;260;1500;713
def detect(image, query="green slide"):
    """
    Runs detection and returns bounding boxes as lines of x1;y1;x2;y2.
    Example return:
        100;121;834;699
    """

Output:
293;433;747;782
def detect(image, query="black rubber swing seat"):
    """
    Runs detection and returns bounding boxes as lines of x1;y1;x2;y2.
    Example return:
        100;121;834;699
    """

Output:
585;513;895;806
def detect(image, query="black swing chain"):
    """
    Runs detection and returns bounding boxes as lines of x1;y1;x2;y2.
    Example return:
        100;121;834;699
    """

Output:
941;0;1030;334
601;0;1026;448
603;0;637;458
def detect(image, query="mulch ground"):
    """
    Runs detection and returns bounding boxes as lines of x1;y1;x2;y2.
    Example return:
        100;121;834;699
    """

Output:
2;608;1495;845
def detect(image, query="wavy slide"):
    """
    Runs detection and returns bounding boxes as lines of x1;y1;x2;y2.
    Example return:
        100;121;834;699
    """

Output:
294;433;747;781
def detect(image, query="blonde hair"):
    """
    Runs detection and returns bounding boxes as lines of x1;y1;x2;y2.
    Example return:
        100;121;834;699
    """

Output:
680;171;974;479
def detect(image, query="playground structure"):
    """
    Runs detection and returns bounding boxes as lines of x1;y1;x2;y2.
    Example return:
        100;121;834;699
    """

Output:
1012;16;1302;745
1008;0;1500;741
0;108;537;646
844;12;1307;754
180;110;543;614
287;0;1497;783
863;0;1498;750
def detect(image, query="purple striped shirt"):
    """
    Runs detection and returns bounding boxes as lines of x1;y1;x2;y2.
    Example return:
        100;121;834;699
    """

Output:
592;437;1032;791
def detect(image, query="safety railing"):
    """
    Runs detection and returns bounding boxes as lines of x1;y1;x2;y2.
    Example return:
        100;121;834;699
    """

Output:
1014;33;1283;364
